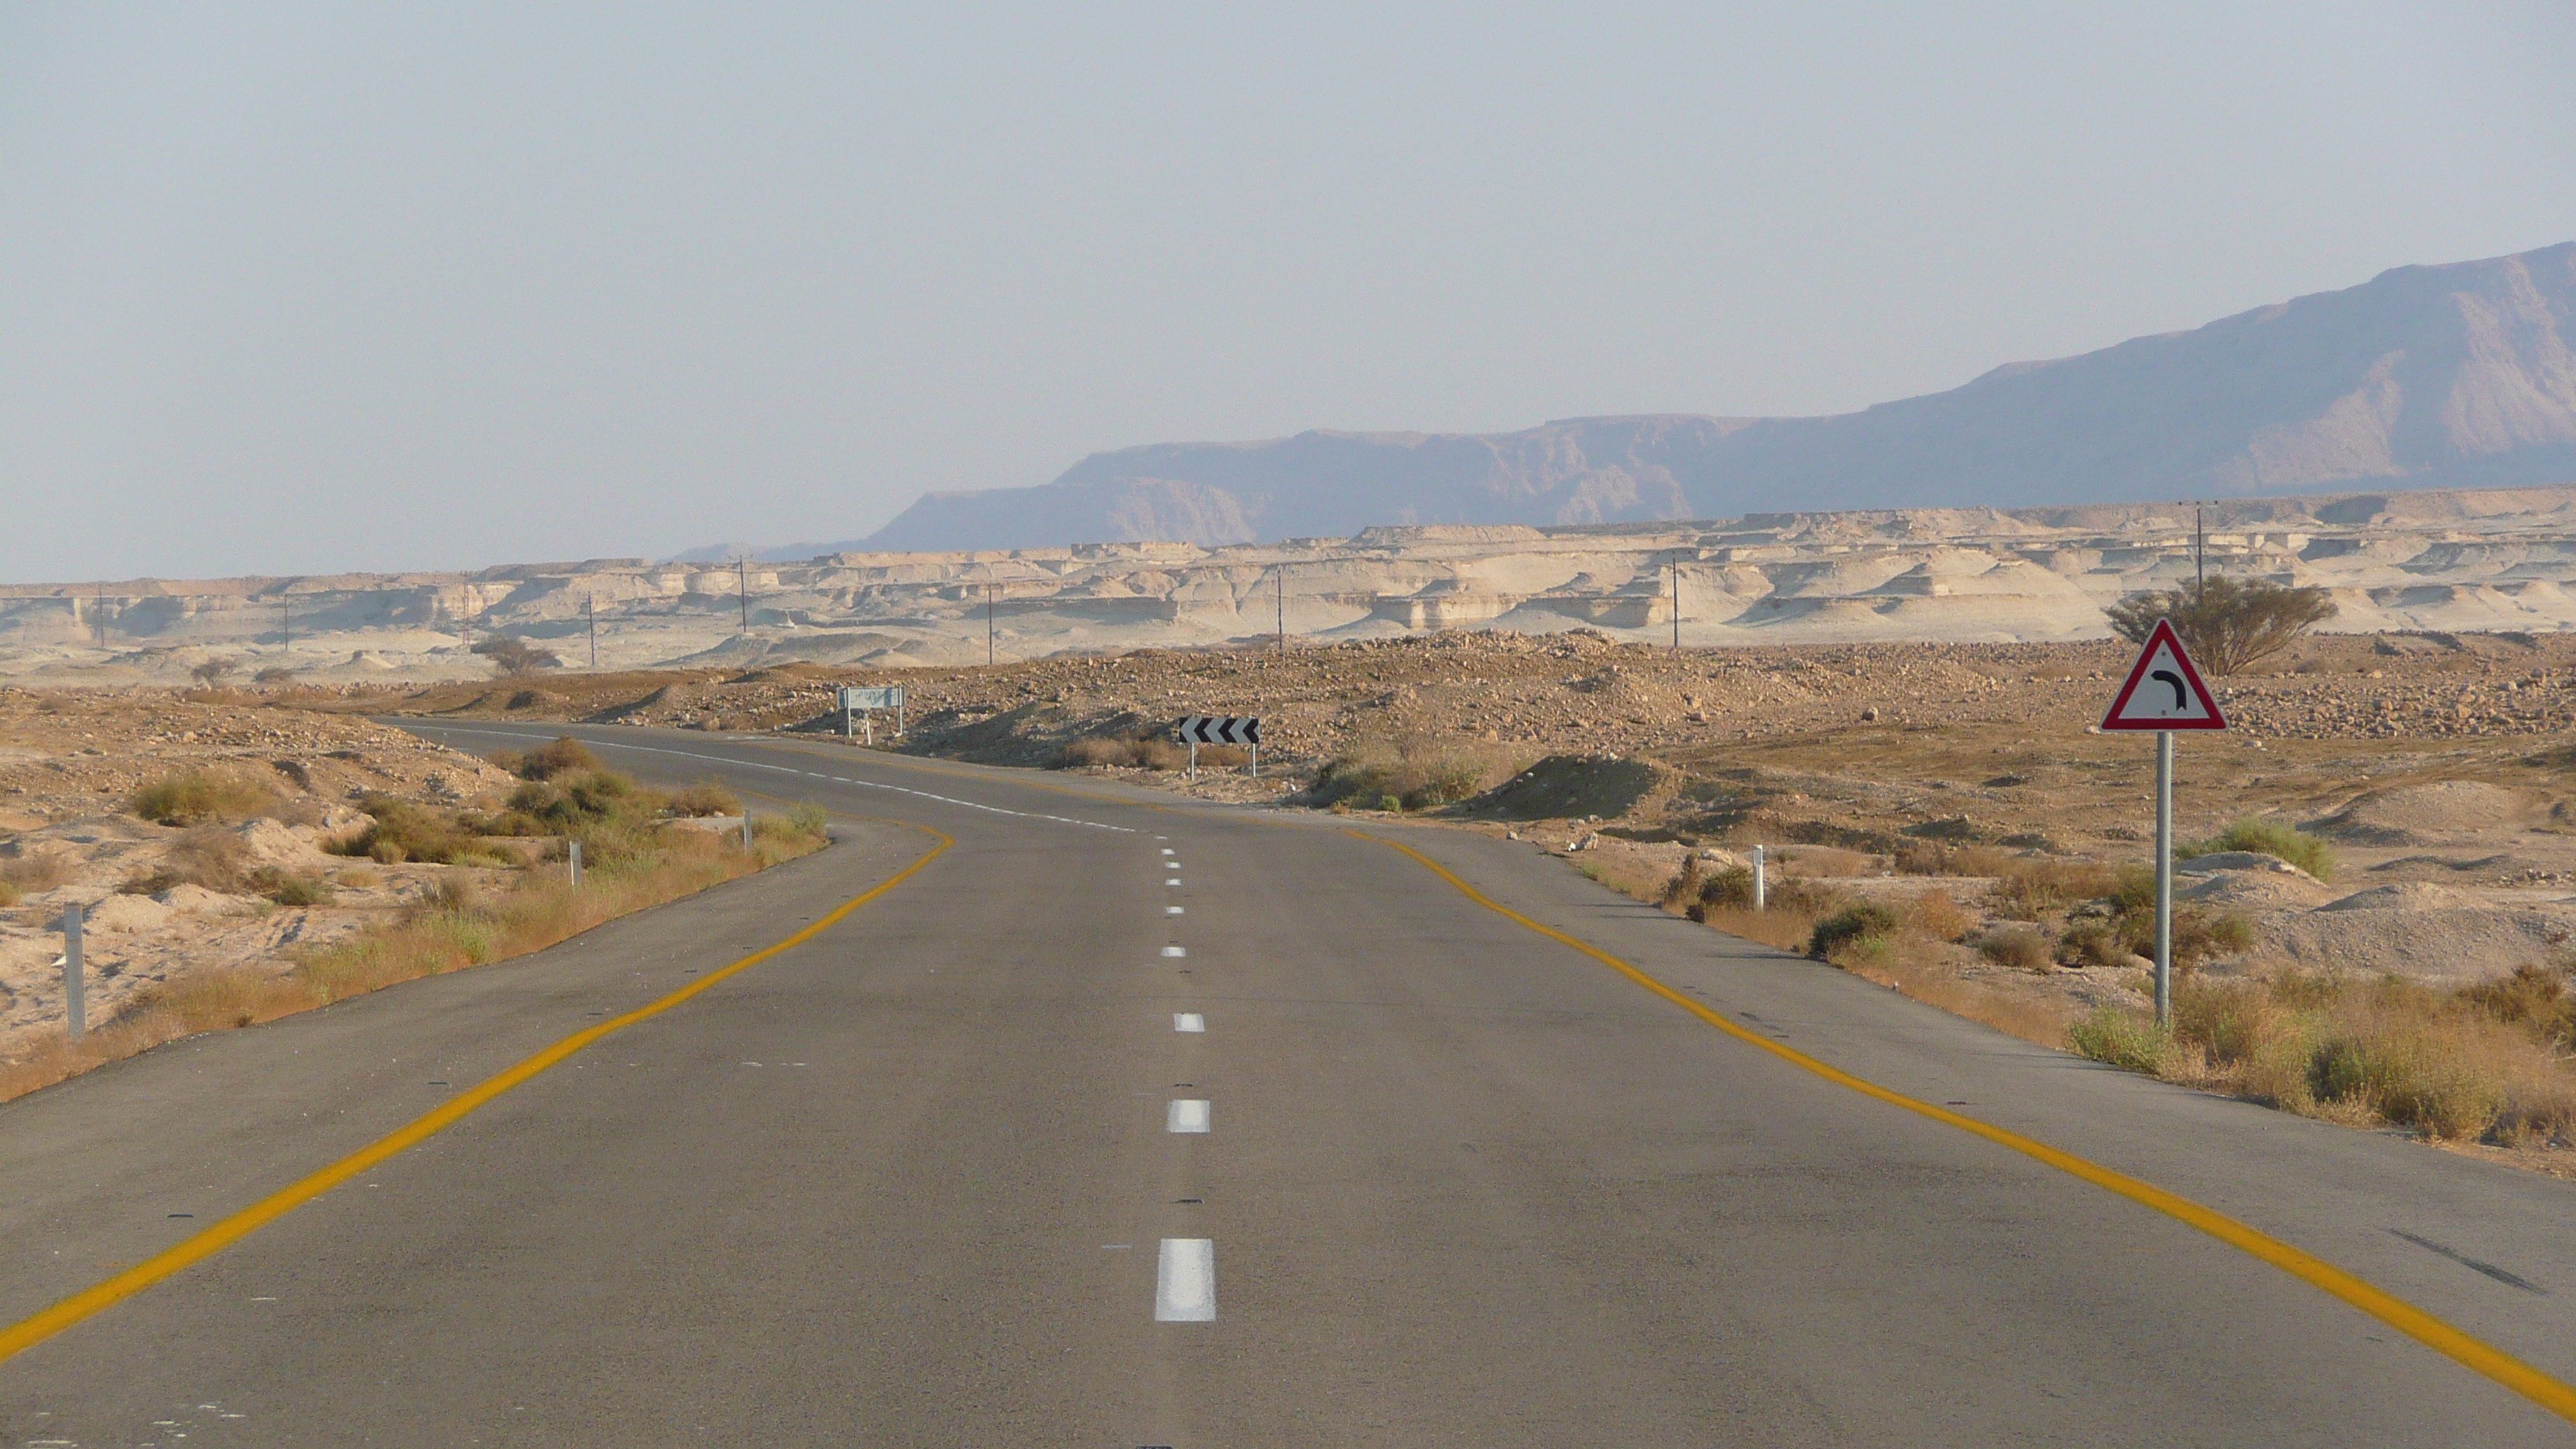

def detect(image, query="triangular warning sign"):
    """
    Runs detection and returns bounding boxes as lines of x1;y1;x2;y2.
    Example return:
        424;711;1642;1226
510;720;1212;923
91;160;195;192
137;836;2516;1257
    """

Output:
2101;618;2228;731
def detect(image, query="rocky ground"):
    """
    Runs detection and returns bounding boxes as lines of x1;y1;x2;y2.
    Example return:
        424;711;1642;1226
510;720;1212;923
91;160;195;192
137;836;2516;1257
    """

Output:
329;628;2576;992
0;687;522;1048
11;625;2576;1052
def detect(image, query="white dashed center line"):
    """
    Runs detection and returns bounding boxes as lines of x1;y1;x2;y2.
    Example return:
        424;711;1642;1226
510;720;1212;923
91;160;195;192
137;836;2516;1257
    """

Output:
1166;1099;1211;1132
1156;1238;1216;1321
1173;1013;1205;1033
1161;946;1187;958
1166;906;1184;915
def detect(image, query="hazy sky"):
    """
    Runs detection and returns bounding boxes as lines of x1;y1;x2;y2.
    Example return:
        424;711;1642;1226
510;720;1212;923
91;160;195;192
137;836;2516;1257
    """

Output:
6;3;2574;582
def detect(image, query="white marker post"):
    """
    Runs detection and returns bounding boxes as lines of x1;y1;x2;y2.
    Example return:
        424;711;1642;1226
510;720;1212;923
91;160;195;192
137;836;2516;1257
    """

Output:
2099;618;2227;1027
1749;844;1766;911
62;903;84;1040
568;838;583;890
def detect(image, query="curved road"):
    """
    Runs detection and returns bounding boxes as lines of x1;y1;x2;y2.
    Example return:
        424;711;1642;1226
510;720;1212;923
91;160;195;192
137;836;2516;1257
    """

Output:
3;722;2574;1445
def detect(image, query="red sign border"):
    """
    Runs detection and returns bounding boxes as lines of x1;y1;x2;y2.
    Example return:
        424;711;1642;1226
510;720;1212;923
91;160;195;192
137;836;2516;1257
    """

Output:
2100;618;2228;731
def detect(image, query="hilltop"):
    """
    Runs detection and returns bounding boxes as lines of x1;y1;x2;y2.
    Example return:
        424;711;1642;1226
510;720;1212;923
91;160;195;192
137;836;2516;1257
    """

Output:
855;242;2576;552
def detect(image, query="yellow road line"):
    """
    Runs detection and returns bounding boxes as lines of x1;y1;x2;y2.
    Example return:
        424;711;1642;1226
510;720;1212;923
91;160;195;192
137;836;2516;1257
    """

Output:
1360;830;2576;1427
0;826;953;1366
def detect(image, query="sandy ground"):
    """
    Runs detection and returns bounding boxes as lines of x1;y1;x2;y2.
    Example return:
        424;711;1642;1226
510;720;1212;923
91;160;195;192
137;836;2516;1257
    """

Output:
0;687;522;1050
10;625;2576;1049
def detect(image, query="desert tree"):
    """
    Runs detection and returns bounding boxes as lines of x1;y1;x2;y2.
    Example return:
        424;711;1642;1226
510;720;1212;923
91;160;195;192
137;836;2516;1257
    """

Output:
252;665;298;684
188;656;239;686
2105;575;2335;675
471;635;564;677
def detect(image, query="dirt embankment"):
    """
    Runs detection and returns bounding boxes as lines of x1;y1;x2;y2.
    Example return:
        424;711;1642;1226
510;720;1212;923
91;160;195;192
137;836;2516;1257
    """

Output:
0;687;523;1046
310;627;2576;988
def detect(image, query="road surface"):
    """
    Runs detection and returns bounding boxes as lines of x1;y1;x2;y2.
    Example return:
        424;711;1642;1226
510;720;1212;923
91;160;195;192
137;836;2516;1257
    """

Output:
5;722;2575;1446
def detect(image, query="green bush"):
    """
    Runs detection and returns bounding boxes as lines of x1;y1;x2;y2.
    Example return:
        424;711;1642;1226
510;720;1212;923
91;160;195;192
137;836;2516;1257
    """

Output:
330;797;485;865
2177;817;2334;881
2069;1007;2170;1073
489;735;600;782
1809;902;1901;957
1310;749;1490;810
1401;760;1485;810
1698;867;1755;912
129;770;282;827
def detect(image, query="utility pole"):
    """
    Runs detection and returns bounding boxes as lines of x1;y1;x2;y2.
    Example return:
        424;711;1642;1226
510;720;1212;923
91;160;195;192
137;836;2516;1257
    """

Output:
2194;505;2205;600
586;594;598;670
986;583;995;667
737;559;749;636
94;588;106;647
1276;564;1286;655
1670;563;1680;650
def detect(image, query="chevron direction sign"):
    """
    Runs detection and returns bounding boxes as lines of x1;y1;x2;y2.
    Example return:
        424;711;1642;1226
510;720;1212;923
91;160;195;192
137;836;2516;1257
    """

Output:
1177;715;1261;746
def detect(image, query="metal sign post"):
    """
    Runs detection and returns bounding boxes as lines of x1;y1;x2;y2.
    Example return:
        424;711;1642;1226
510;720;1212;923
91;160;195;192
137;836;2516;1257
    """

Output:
1177;716;1263;778
840;686;905;745
2100;618;2228;1027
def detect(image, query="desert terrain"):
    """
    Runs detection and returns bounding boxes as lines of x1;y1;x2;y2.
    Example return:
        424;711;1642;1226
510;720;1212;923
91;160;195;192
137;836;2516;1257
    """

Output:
7;485;2576;684
313;624;2576;987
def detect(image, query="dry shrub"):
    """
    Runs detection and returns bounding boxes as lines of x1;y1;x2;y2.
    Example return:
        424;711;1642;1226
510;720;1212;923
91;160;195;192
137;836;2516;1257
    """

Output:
1694;904;1815;954
1310;744;1496;810
2068;968;2576;1146
663;779;742;818
1810;902;1901;957
0;880;16;909
122;826;251;894
129;769;283;827
1991;860;2131;920
2458;964;2576;1049
1978;926;2054;971
1784;848;1875;878
1765;877;1849;916
2178;817;2335;881
1906;889;1974;943
0;848;76;894
1832;928;2074;1050
0;810;833;1105
2058;898;2252;973
489;735;600;782
1893;841;2016;877
1059;737;1137;768
1657;858;1704;912
329;797;487;865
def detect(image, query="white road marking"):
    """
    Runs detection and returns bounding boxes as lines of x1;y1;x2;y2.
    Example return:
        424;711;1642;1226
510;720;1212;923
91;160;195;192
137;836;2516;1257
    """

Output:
413;727;1136;833
1166;879;1181;886
1156;1238;1216;1321
1161;946;1187;957
1160;848;1174;855
1166;906;1184;915
1174;1013;1205;1033
1167;1099;1211;1132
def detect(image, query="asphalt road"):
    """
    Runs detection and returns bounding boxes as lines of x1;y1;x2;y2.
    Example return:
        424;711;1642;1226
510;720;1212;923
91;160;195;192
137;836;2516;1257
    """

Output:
6;722;2576;1446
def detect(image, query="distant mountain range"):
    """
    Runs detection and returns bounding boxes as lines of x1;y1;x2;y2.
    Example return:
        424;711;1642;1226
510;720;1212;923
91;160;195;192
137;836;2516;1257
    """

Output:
695;242;2576;560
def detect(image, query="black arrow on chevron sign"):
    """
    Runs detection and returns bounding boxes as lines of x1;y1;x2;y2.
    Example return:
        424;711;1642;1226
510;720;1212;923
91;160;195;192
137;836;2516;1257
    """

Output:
1179;716;1261;746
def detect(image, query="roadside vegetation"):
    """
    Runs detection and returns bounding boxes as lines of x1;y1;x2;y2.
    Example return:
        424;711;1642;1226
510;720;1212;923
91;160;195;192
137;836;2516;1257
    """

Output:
1630;848;2576;1157
2175;817;2334;879
2105;574;2337;675
0;740;827;1105
1310;744;1501;812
